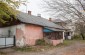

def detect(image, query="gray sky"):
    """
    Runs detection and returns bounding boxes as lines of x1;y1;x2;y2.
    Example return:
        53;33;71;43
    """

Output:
18;0;49;19
18;0;74;19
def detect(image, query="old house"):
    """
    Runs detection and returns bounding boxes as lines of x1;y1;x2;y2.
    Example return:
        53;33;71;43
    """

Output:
0;11;64;48
52;19;75;40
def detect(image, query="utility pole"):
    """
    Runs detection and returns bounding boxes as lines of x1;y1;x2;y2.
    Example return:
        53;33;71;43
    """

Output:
19;0;29;13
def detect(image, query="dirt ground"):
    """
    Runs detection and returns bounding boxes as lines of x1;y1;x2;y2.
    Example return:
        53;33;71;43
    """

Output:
0;40;85;55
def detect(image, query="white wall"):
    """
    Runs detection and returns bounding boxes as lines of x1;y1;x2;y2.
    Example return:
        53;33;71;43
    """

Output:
0;24;25;37
0;27;10;37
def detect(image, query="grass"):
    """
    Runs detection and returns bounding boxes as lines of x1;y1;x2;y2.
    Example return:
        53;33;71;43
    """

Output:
63;40;74;46
14;47;37;52
55;39;85;47
61;40;85;46
14;45;54;52
74;39;85;43
55;40;74;48
14;39;54;52
0;51;7;55
14;40;73;52
14;40;85;52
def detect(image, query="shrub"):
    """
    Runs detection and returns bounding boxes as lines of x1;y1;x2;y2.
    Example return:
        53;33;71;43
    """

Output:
72;34;82;40
36;39;46;45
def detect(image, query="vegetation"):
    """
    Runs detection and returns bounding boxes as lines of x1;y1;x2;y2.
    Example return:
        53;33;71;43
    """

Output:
0;0;27;26
75;22;85;40
0;1;19;26
55;40;74;48
56;40;85;48
14;47;36;52
0;1;18;24
14;45;53;52
36;39;47;46
13;40;85;52
42;0;85;40
72;34;82;40
0;51;7;55
14;39;52;52
14;40;74;52
1;0;27;8
1;0;18;7
43;0;85;21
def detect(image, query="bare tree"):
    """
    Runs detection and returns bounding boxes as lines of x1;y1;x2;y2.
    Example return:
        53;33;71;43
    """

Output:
43;0;85;40
43;0;85;21
75;21;85;40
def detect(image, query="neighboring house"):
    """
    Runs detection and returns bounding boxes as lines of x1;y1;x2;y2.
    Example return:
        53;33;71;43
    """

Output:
52;19;75;40
0;11;65;48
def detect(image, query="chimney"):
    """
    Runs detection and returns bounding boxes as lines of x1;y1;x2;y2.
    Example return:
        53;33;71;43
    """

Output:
28;11;31;15
49;18;52;21
37;14;41;17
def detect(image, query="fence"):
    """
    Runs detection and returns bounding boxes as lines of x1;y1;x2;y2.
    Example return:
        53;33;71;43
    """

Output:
0;35;15;48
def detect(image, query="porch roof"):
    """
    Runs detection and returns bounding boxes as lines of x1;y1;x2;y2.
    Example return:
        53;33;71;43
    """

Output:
44;27;64;32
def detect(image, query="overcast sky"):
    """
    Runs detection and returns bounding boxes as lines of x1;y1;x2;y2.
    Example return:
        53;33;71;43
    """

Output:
18;0;50;19
18;0;74;19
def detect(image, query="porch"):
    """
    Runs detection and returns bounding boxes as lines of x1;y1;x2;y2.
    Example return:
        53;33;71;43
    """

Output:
43;28;64;46
64;30;73;40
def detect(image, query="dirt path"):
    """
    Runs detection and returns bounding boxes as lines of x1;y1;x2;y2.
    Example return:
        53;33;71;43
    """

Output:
1;40;85;55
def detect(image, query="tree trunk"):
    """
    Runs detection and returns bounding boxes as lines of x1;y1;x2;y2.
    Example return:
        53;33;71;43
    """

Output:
81;33;85;40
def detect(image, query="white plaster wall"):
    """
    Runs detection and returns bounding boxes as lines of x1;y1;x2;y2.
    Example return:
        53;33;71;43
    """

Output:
0;24;25;37
0;27;10;37
0;24;26;47
16;24;25;32
10;24;25;36
16;24;25;47
9;26;16;36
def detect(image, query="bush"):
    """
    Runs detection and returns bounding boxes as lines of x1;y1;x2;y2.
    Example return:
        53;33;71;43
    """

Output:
36;39;46;45
72;35;82;40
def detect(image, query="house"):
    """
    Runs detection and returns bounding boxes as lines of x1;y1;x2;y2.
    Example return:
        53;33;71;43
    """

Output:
52;19;75;40
0;11;65;48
